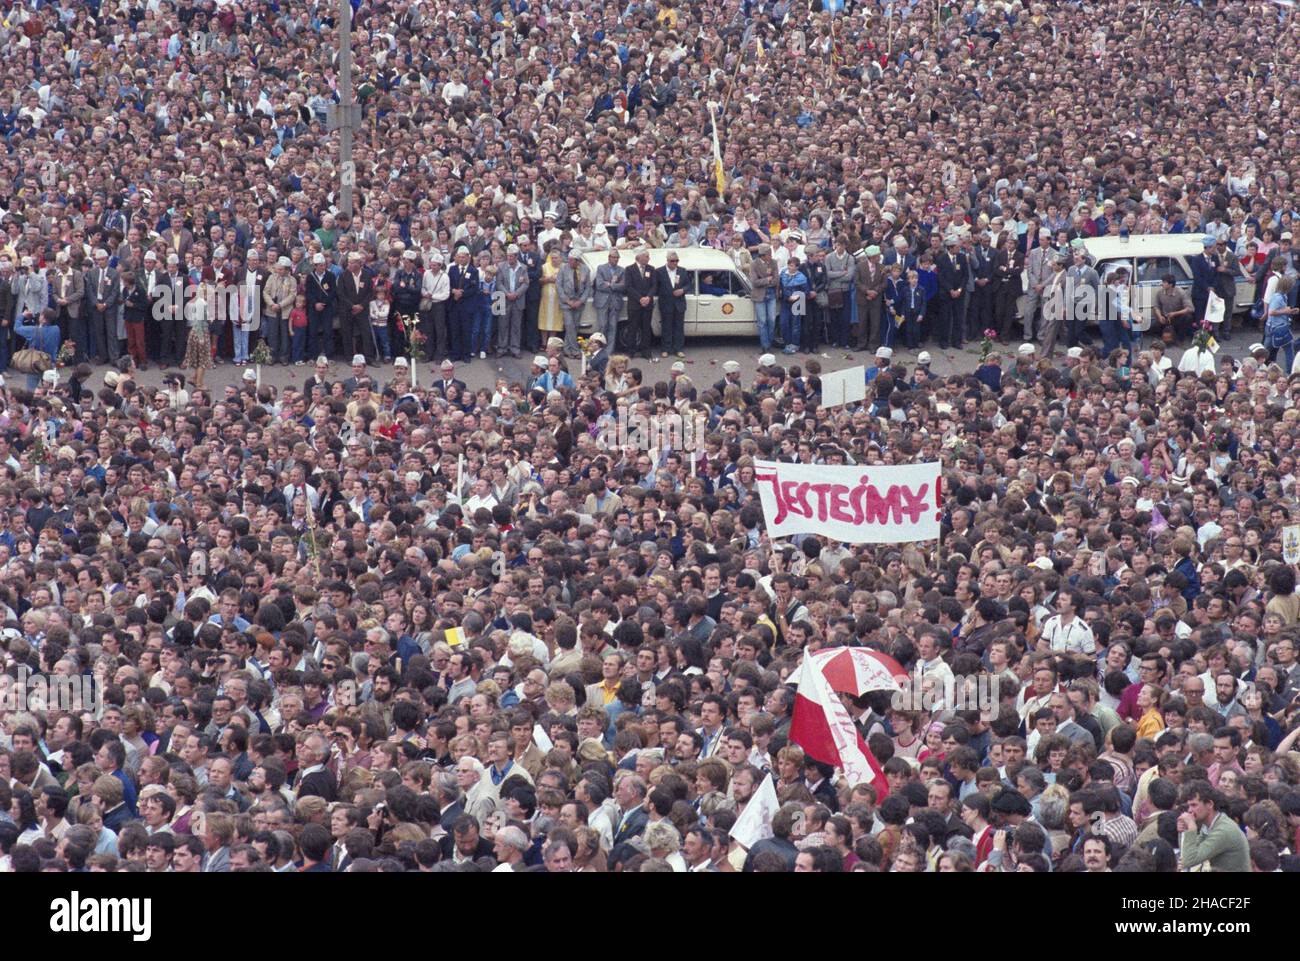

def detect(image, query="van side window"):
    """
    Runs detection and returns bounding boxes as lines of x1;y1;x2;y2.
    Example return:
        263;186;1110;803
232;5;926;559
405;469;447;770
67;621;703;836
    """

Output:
1138;257;1189;283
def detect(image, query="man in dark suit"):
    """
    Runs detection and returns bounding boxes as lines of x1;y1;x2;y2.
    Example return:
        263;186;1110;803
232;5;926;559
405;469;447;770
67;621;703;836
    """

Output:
656;251;689;359
438;814;494;863
435;359;467;396
1190;236;1216;326
934;233;964;349
969;232;996;340
83;248;122;364
336;251;375;362
159;253;188;365
138;251;168;365
625;249;657;358
293;733;337;802
446;247;481;364
612;774;650;845
305;252;338;360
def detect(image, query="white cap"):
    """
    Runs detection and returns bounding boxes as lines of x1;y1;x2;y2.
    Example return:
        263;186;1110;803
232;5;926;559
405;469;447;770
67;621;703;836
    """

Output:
758;353;776;367
316;355;329;366
671;361;686;373
276;256;292;268
507;244;520;255
1250;342;1267;353
1018;343;1036;356
1066;346;1083;359
242;369;256;381
589;332;606;345
1283;232;1294;241
42;368;58;384
402;250;417;260
722;360;740;373
1121;475;1140;487
1031;557;1054;571
532;355;547;367
352;354;366;366
312;253;326;265
394;356;409;367
213;245;227;259
20;256;32;268
144;251;157;261
876;347;893;360
405;471;423;483
917;351;931;364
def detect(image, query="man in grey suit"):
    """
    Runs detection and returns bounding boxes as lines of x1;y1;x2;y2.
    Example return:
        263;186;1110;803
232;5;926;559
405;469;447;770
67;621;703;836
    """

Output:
495;245;529;358
557;251;592;358
50;251;84;348
592;249;626;347
12;256;48;351
84;248;122;364
1023;229;1056;342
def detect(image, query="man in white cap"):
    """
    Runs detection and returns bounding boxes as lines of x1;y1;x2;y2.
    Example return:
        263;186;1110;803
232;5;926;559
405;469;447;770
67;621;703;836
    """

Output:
557;250;592;359
342;354;369;396
866;345;892;384
305;251;338;361
85;247;123;364
592;248;625;349
437;358;465;396
538;212;561;251
337;251;376;363
160;252;188;365
854;244;886;351
419;250;450;361
1024;228;1056;343
587;331;610;377
263;255;297;365
496;243;529;358
50;250;83;350
714;358;743;394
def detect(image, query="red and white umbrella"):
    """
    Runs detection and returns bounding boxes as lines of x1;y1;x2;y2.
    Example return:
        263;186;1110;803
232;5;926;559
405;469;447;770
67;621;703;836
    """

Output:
807;646;907;697
788;647;902;797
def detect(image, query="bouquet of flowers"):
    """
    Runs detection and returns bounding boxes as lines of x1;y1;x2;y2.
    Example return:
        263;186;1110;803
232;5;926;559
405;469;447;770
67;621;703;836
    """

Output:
1191;318;1216;353
408;328;428;364
250;340;273;368
56;340;75;368
980;328;997;362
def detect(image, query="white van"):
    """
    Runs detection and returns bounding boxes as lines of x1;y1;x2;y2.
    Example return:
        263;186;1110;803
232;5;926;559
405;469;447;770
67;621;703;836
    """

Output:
1081;235;1256;332
578;247;756;339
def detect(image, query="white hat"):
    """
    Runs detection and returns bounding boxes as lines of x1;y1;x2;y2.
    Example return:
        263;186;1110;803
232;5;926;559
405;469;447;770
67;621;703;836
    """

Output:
405;471;423;483
276;256;292;268
242;369;256;381
917;351;931;364
144;251;157;261
722;360;741;373
506;244;520;255
20;256;32;268
516;235;531;244
1018;343;1036;356
1283;232;1294;241
42;368;58;384
1031;557;1054;571
876;347;893;360
758;353;776;367
1121;475;1140;487
394;356;409;367
1066;346;1083;359
316;355;329;366
589;332;606;345
402;250;417;260
1249;342;1267;353
532;355;547;367
352;354;366;366
671;361;686;373
213;245;227;259
104;371;121;388
312;253;326;265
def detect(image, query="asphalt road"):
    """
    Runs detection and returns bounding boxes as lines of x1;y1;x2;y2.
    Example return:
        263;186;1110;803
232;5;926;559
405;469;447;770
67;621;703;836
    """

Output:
108;333;1234;396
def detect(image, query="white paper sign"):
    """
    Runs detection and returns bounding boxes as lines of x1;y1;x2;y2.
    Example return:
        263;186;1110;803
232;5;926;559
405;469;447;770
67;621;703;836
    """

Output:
1206;290;1225;325
820;365;867;408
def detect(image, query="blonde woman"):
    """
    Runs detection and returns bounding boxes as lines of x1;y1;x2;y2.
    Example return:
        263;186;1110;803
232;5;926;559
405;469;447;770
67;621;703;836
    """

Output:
603;353;631;393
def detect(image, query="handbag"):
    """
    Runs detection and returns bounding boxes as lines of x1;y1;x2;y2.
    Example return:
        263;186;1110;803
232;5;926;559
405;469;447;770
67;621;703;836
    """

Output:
11;348;50;374
418;296;434;312
828;290;844;309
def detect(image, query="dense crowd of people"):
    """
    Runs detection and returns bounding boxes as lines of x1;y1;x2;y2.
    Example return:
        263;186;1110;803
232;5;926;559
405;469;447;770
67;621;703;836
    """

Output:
0;0;1299;875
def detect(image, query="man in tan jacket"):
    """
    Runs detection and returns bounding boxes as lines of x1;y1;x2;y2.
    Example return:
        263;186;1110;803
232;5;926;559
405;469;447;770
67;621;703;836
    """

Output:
854;245;888;351
262;256;298;365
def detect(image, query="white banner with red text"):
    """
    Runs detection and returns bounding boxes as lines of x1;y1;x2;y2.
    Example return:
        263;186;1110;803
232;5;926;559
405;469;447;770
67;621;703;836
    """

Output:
753;460;942;544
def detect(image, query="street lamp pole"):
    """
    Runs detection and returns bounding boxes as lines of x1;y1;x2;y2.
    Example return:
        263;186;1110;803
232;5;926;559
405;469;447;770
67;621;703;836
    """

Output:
337;0;355;220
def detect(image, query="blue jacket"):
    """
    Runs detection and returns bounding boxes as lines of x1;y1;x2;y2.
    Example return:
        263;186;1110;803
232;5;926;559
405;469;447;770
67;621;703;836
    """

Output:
14;321;59;359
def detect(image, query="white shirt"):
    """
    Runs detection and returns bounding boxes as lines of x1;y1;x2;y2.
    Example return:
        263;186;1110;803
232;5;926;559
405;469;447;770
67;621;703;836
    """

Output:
1041;614;1094;655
